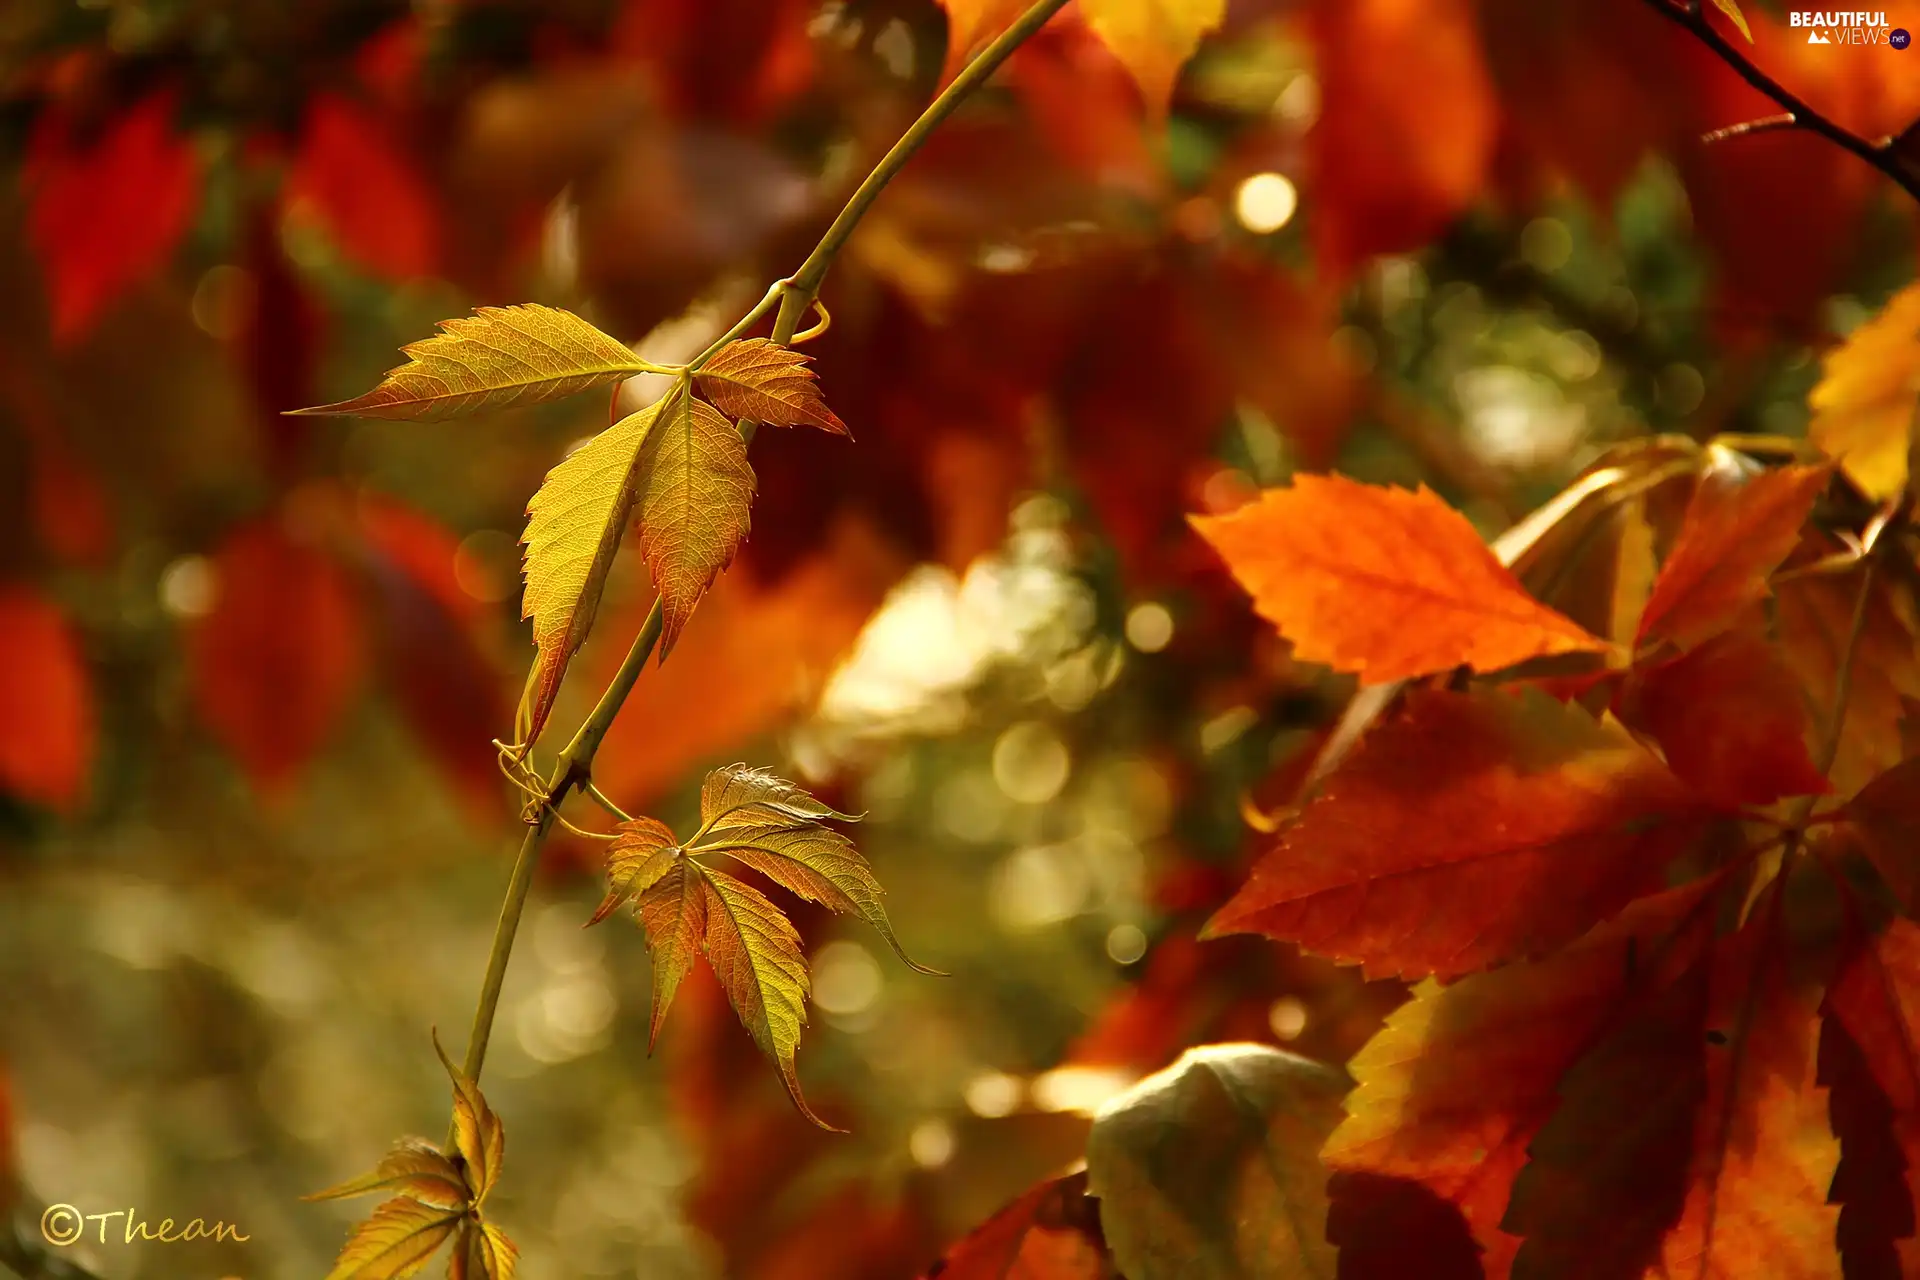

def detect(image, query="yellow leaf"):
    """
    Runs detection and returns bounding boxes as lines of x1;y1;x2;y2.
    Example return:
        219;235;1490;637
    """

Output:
700;762;859;830
934;0;1032;78
1711;0;1754;42
447;1220;518;1280
586;816;681;926
322;1197;463;1280
431;1032;505;1205
518;391;672;744
1808;281;1920;501
306;1138;469;1208
635;393;756;656
292;305;648;421
696;339;850;436
1081;0;1226;117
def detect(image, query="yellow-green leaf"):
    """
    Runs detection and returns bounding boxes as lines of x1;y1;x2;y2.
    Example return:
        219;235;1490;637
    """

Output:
448;1220;518;1280
636;855;706;1050
323;1197;463;1280
292;305;649;421
306;1138;468;1208
1711;0;1754;41
1808;280;1920;501
431;1032;504;1205
695;339;849;436
586;817;680;926
1080;0;1226;117
636;393;756;656
695;865;836;1131
699;762;859;831
518;392;671;744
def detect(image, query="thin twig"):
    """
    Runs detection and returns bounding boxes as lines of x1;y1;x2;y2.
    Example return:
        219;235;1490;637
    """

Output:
1638;0;1920;203
1701;112;1796;145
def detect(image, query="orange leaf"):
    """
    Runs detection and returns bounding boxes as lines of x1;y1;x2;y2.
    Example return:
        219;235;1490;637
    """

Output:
25;89;200;343
1204;688;1706;979
187;518;367;791
1636;462;1828;651
1323;879;1720;1275
1307;0;1497;277
1614;629;1830;808
934;0;1034;79
1192;475;1607;685
695;338;848;435
287;93;441;280
917;1171;1111;1279
0;587;95;812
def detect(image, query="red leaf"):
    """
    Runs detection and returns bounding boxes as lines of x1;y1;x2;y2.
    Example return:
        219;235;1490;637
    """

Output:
356;498;508;818
1819;998;1912;1279
286;93;441;280
25;89;200;342
0;587;95;812
1307;0;1497;277
920;1171;1112;1279
1845;759;1920;914
1827;917;1920;1277
1204;688;1706;979
1614;629;1830;808
1192;475;1607;685
1325;1172;1485;1280
187;517;367;791
1635;463;1828;651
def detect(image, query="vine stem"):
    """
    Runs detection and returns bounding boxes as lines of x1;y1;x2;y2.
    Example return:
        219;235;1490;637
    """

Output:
448;0;1074;1111
1638;0;1920;203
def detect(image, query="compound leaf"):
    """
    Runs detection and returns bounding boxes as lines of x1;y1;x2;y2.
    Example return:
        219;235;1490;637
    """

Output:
293;304;650;420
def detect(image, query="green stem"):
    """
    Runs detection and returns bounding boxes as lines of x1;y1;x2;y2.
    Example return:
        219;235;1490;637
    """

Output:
447;0;1069;1115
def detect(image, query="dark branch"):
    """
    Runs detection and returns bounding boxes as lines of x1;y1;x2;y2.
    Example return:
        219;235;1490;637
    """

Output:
1638;0;1920;203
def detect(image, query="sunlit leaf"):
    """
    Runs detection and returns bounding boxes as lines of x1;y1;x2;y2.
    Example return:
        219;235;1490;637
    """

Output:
695;339;849;435
635;854;706;1050
1710;0;1755;42
306;1138;468;1209
635;393;756;656
293;304;648;420
1193;475;1608;685
587;817;681;926
518;393;670;744
1080;0;1226;117
1085;1043;1347;1280
1807;280;1920;502
448;1219;519;1280
916;1171;1113;1278
700;762;860;829
432;1031;504;1204
322;1196;463;1280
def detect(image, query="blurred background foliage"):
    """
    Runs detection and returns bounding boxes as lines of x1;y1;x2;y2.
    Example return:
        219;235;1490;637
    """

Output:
0;0;1913;1275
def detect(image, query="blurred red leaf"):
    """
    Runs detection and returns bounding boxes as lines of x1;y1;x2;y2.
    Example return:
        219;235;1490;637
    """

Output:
1205;688;1707;980
1614;628;1830;808
25;88;200;343
286;92;442;280
0;587;94;813
1307;0;1497;276
1325;1172;1485;1280
609;0;817;124
921;1170;1113;1280
26;435;114;568
1006;19;1160;198
187;515;368;791
355;498;508;818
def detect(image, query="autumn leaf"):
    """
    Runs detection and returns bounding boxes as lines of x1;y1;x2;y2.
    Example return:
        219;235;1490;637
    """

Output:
518;390;672;744
321;1195;464;1280
286;93;442;280
1614;628;1831;808
1710;0;1755;42
26;89;200;342
935;0;1034;78
1843;758;1920;913
1776;567;1920;800
695;339;849;435
1204;688;1708;979
917;1170;1113;1278
1635;461;1829;651
1826;917;1920;1276
448;1219;519;1280
293;304;650;420
591;766;928;1129
635;391;756;656
306;1138;468;1208
432;1031;504;1204
1193;475;1608;685
1078;0;1225;117
1085;1043;1347;1280
0;587;95;812
1323;879;1722;1275
1807;280;1920;502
